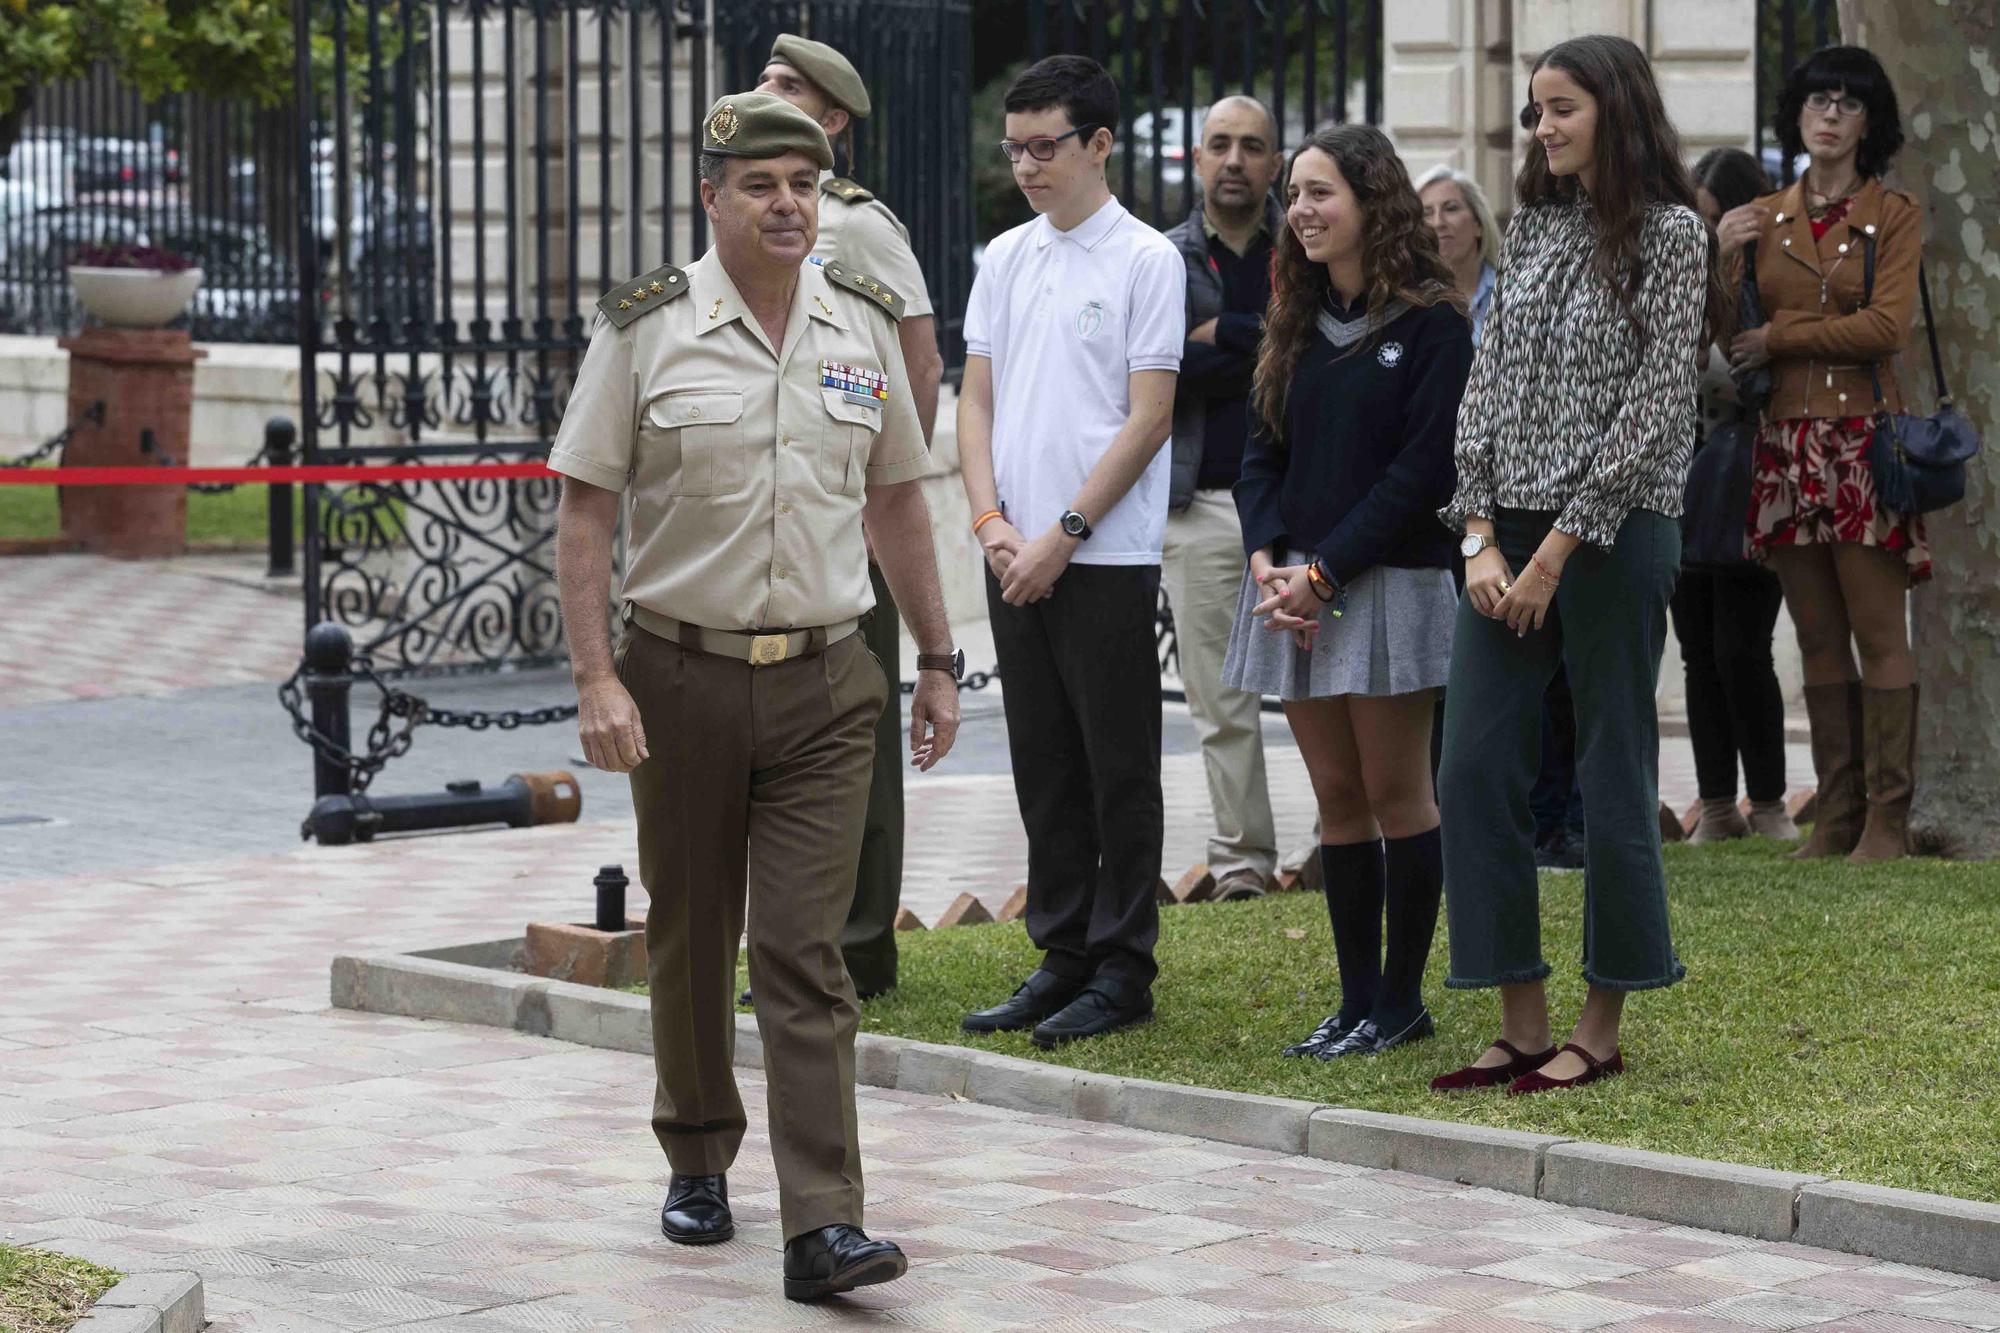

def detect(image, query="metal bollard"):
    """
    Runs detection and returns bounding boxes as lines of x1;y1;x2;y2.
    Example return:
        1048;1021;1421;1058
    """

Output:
304;770;582;845
594;865;630;931
303;622;355;800
265;417;296;579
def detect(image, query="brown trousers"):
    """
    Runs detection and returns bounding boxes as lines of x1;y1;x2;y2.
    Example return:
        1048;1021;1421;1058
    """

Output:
618;625;885;1240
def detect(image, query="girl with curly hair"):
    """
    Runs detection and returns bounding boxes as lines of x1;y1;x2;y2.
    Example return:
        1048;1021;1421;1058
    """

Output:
1727;46;1923;863
1432;35;1719;1095
1225;122;1472;1061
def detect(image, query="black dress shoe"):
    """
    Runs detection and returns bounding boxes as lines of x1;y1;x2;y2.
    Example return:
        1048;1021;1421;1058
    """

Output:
1282;1012;1358;1058
782;1223;907;1302
738;988;753;1009
1314;1009;1435;1060
1030;980;1153;1049
962;968;1085;1033
660;1173;733;1245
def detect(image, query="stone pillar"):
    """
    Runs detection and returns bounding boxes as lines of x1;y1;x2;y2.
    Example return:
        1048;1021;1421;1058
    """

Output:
1384;0;1516;209
54;328;207;558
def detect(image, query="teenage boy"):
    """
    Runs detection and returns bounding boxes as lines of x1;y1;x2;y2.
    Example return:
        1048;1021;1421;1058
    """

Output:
956;55;1184;1048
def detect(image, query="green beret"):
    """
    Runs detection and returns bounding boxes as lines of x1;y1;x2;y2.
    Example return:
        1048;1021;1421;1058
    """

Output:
700;91;833;169
770;34;871;119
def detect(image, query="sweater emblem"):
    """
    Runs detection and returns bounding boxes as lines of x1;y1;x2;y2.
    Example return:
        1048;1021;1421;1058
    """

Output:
1075;300;1106;340
1376;341;1405;368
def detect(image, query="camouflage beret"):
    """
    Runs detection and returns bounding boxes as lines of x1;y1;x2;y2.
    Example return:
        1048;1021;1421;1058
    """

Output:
700;91;833;169
770;34;871;119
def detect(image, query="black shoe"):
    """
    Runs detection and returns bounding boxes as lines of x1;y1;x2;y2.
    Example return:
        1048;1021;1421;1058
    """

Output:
782;1224;907;1302
962;968;1085;1034
738;988;753;1009
1534;833;1587;871
1282;1012;1357;1058
1315;1009;1435;1060
660;1174;732;1245
1030;979;1153;1049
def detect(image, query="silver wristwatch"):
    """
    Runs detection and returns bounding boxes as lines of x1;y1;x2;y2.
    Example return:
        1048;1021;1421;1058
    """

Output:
1459;533;1494;560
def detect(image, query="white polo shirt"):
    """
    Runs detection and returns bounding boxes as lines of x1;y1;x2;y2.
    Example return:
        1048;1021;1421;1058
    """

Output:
964;196;1186;565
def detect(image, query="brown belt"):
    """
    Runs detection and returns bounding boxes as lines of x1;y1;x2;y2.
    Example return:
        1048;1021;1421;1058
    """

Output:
624;602;861;667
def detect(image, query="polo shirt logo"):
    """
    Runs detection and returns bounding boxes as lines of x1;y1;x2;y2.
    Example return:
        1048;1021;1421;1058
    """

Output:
1075;300;1106;341
1377;341;1404;368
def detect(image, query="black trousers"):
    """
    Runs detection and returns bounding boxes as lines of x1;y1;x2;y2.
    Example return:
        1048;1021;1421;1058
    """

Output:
1669;566;1788;802
987;563;1163;990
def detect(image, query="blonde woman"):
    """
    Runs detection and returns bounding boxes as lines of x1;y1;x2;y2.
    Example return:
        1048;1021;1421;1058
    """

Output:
1415;166;1501;347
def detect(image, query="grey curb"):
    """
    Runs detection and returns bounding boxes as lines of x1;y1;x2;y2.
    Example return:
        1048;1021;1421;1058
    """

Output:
72;1270;203;1333
333;947;1996;1280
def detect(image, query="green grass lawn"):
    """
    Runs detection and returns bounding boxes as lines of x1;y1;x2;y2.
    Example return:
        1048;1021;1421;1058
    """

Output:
0;1244;120;1333
0;462;299;547
687;840;2000;1204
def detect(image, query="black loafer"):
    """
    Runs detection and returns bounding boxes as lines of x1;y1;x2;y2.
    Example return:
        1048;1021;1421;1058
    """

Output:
1283;1012;1357;1058
1030;979;1153;1049
962;968;1085;1034
660;1173;732;1245
782;1223;907;1302
1315;1009;1435;1060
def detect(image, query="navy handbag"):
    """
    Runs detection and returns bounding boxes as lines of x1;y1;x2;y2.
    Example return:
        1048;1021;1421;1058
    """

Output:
1860;236;1982;513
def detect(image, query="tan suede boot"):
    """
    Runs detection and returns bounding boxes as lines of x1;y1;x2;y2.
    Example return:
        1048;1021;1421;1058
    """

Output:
1849;685;1917;864
1746;799;1800;841
1791;682;1866;860
1688;799;1749;844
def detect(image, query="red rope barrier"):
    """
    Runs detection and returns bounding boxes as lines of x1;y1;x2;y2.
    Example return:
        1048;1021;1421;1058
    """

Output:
0;463;560;487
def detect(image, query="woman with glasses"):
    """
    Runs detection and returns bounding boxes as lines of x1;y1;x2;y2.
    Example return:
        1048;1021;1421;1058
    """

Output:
1727;47;1923;863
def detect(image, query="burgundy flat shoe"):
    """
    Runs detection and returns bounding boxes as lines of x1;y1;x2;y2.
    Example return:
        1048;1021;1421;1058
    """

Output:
1505;1042;1625;1096
1428;1038;1559;1092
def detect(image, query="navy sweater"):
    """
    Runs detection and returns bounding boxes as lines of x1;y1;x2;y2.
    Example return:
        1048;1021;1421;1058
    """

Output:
1234;296;1473;586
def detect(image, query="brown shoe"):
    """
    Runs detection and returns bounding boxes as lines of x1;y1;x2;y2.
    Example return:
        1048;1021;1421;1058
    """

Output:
1850;685;1917;863
1792;682;1866;859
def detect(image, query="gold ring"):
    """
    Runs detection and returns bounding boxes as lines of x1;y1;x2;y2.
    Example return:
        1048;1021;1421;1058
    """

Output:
1499;580;1512;593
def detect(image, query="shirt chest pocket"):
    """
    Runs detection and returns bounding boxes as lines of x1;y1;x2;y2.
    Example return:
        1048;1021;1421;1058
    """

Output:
642;389;748;497
817;388;880;496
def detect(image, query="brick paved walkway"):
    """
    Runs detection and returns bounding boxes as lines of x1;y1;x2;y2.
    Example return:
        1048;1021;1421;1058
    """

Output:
6;828;1999;1333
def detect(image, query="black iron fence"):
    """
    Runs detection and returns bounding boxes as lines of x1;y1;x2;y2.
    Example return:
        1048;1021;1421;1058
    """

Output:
1756;0;1840;185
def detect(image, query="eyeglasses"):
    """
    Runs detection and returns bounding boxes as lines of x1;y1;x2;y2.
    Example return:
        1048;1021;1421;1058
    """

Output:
1805;91;1866;118
998;124;1099;163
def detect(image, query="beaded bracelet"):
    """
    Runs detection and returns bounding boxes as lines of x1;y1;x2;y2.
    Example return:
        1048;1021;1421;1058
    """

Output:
1531;554;1561;586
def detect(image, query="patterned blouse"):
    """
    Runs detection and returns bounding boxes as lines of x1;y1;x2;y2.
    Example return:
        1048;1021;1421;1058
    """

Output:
1441;200;1709;549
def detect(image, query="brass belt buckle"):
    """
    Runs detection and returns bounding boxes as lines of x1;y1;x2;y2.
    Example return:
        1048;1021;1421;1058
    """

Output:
748;633;790;666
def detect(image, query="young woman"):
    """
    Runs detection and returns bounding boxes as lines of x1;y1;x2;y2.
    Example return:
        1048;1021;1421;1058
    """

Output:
1676;147;1797;844
1415;165;1501;347
1225;123;1472;1060
1433;35;1720;1094
1730;47;1922;863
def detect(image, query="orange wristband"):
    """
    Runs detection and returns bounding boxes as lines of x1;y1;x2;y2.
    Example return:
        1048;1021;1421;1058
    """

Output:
972;509;1004;536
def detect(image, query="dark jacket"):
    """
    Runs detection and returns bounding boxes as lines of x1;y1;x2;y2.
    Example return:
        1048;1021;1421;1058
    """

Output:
1235;297;1473;586
1163;195;1285;510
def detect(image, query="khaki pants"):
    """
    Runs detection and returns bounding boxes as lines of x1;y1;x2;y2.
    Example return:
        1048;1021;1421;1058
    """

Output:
619;625;886;1240
1162;488;1277;880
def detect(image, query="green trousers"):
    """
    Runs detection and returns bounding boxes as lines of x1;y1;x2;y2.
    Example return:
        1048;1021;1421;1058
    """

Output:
841;562;905;994
1438;508;1686;992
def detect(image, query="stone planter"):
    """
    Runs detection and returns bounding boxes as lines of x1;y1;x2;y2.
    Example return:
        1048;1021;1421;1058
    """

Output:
67;265;205;328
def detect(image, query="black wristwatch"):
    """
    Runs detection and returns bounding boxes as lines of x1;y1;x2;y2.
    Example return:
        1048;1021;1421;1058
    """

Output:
1059;509;1093;540
916;649;964;680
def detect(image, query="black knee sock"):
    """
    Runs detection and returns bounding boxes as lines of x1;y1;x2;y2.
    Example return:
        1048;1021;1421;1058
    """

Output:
1319;839;1385;1028
1377;826;1444;1029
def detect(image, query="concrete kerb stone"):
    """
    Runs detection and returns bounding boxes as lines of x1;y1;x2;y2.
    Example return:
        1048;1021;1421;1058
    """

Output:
1541;1141;1821;1242
73;1270;203;1333
1797;1181;2000;1281
330;949;2000;1280
1309;1108;1567;1196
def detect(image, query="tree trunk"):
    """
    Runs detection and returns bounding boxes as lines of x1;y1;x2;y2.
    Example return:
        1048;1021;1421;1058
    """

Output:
1837;1;2000;858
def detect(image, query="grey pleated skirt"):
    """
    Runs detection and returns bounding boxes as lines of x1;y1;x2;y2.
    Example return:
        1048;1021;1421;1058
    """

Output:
1221;555;1458;700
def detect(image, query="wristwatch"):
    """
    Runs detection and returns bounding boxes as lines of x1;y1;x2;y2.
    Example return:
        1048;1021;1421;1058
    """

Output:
1459;533;1494;560
1059;509;1093;540
916;649;965;681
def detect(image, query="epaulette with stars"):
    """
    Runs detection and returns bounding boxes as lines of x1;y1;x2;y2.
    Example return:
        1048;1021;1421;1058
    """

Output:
595;262;691;329
822;176;875;204
821;260;905;322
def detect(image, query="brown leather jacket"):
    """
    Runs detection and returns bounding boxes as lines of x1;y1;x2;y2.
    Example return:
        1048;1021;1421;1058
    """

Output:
1725;175;1921;422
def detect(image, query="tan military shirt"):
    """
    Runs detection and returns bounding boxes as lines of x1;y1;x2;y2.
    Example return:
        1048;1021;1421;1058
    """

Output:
548;249;930;632
812;175;934;319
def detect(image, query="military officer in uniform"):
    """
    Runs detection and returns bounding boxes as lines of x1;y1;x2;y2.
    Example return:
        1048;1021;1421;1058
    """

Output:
757;34;944;999
550;91;962;1302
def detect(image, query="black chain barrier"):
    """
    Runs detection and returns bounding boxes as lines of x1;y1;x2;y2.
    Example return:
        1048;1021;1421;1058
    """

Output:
2;400;105;468
278;653;578;792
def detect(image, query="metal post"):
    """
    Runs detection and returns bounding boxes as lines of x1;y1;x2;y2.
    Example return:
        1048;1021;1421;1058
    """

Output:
594;864;630;932
265;416;296;579
303;622;355;800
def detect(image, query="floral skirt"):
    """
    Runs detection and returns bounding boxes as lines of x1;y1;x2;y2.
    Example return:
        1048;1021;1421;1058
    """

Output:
1747;416;1930;583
